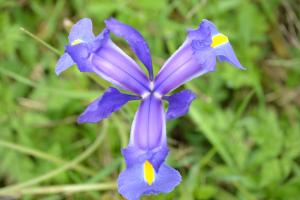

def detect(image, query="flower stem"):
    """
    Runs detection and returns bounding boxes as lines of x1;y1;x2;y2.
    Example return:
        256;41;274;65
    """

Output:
20;27;61;55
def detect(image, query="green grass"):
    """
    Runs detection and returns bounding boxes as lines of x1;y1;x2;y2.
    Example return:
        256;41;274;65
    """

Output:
1;0;300;199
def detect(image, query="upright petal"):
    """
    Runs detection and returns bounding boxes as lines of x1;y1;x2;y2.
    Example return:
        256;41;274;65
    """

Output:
68;18;95;44
118;162;181;200
154;19;244;95
129;94;166;150
105;18;154;80
78;87;139;124
164;89;196;120
55;53;75;75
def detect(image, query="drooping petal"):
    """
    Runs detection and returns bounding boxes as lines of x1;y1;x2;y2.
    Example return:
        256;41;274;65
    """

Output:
118;162;181;200
163;89;196;120
154;19;244;95
105;18;154;80
77;87;139;124
68;18;95;44
129;94;166;150
55;53;75;75
214;42;244;69
202;19;245;69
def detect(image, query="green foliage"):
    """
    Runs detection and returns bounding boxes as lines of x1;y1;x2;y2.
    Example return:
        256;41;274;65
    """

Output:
1;0;300;199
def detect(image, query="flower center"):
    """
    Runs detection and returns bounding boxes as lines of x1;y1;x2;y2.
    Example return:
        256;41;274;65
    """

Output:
211;33;228;48
143;160;155;186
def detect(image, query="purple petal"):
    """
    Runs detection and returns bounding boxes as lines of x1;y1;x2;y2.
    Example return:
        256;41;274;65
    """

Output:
215;43;245;69
154;19;244;95
122;145;168;171
190;19;219;37
66;29;150;95
90;28;110;52
68;18;95;44
55;53;75;75
164;89;196;120
154;46;216;95
199;19;245;69
78;87;139;124
105;18;154;80
154;23;215;95
65;29;110;73
118;163;181;200
129;94;166;150
91;53;150;94
65;42;94;73
93;39;151;93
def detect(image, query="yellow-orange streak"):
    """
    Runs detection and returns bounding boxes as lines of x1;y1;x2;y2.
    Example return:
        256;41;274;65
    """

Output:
71;39;83;46
211;33;229;48
143;160;155;186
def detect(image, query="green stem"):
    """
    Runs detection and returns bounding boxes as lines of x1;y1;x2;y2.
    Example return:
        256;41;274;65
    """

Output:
0;122;108;195
0;140;95;176
3;183;116;197
20;27;61;55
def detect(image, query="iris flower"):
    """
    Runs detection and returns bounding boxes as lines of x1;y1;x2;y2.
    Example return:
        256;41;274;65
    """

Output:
56;18;244;200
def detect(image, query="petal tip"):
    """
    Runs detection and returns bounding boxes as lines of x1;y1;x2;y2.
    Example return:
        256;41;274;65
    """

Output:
55;68;62;76
68;18;95;43
55;53;75;76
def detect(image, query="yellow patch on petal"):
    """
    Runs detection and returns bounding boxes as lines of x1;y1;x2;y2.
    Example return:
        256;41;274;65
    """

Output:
211;33;229;48
143;160;155;186
71;39;83;46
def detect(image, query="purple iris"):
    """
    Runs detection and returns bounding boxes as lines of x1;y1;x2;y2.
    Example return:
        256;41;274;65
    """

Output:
56;18;244;200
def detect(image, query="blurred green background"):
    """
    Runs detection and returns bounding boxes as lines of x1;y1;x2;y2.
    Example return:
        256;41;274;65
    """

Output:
1;0;300;199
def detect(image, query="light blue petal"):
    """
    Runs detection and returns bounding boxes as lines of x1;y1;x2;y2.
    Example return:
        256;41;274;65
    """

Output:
68;18;95;43
55;53;75;75
118;163;181;200
215;43;245;69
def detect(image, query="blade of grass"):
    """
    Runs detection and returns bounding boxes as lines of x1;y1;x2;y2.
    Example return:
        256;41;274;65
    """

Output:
20;26;106;87
1;183;116;197
88;157;122;183
187;83;236;170
20;27;61;55
0;67;35;87
0;122;108;195
0;67;99;99
0;140;95;176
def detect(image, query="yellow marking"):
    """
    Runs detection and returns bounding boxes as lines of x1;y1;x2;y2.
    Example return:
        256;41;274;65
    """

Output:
71;39;83;46
143;160;155;186
211;33;229;48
